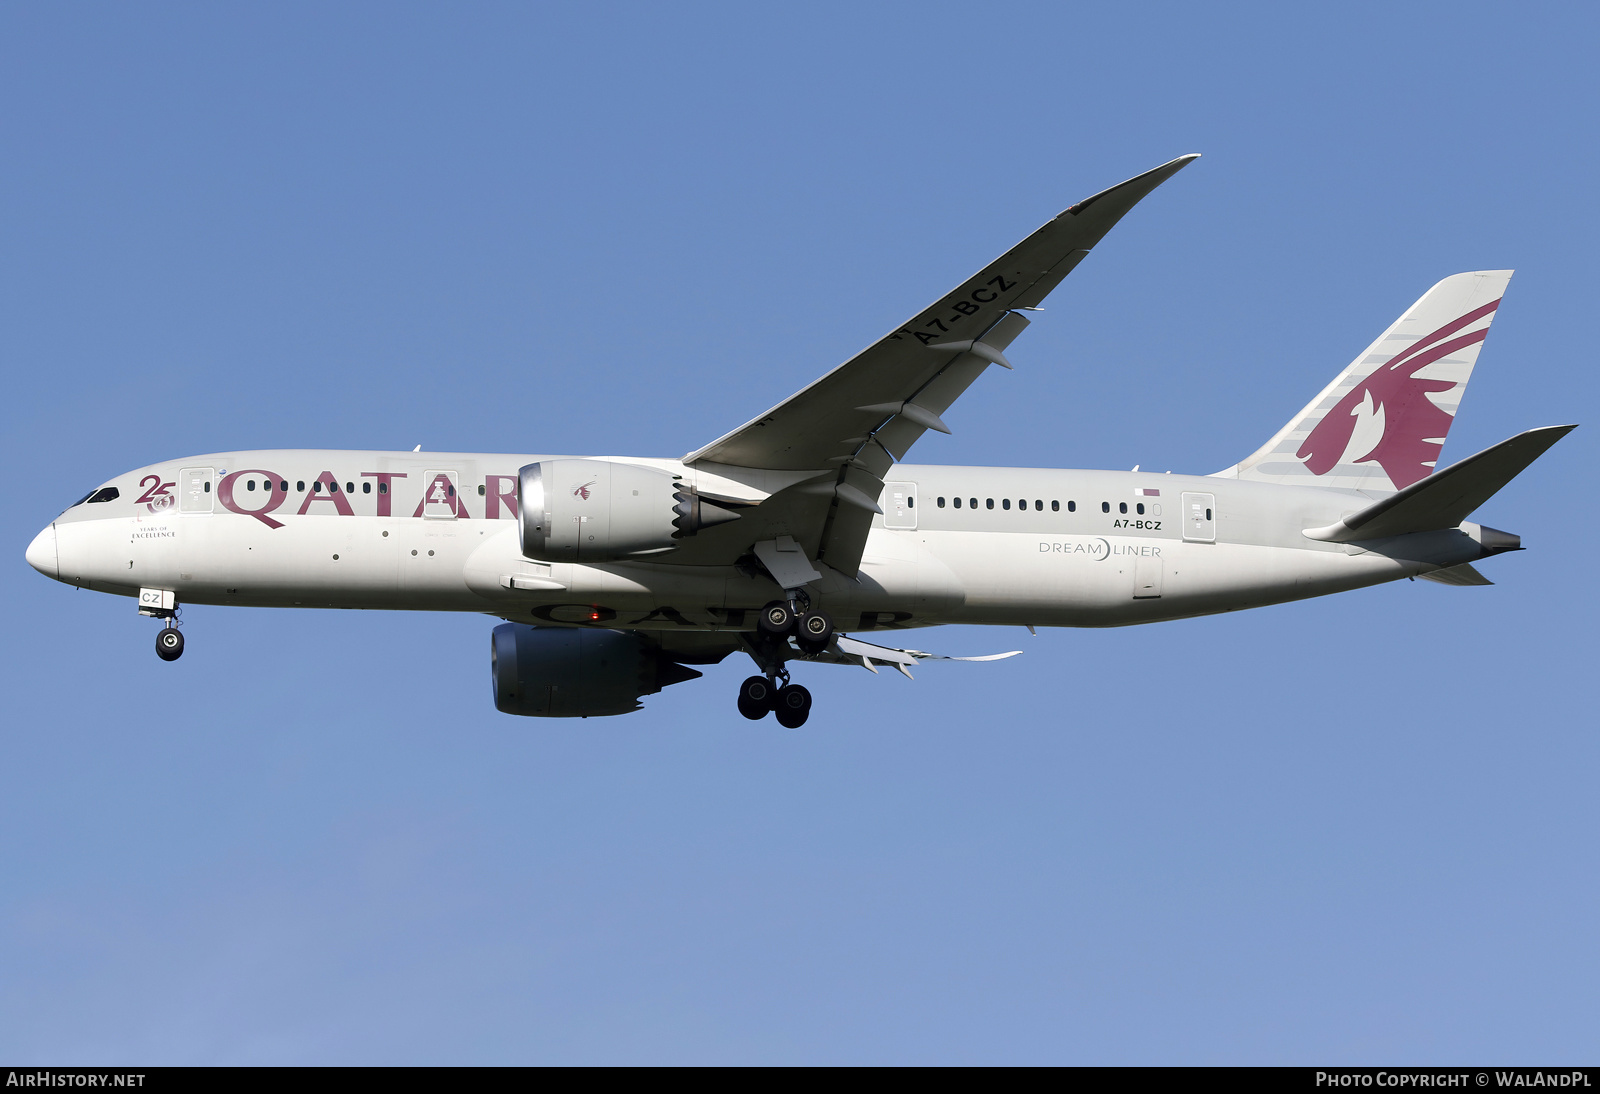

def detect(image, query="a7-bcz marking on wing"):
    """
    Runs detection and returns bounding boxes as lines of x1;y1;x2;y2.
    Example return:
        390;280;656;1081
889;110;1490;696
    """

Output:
890;274;1018;344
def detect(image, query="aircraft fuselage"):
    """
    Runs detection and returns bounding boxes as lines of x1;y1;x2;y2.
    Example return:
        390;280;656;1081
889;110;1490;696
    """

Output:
30;449;1501;633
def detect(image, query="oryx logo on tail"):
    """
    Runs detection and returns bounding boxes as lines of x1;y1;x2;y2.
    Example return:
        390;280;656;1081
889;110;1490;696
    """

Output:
1298;299;1500;490
1219;270;1512;493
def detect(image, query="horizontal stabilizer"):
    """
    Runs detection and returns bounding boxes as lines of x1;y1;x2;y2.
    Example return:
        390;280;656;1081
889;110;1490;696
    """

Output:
1304;425;1575;543
1417;563;1494;586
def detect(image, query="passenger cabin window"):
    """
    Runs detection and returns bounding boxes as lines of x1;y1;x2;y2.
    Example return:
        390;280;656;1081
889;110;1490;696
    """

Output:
363;482;372;494
937;497;945;508
1051;500;1059;512
985;498;994;510
1101;502;1110;513
1136;503;1145;515
313;481;322;493
279;480;288;492
1034;500;1042;511
246;480;257;491
1002;498;1010;510
478;484;486;496
346;482;354;494
969;497;977;509
1067;501;1076;512
297;481;306;492
1119;502;1127;514
952;497;960;508
378;482;388;495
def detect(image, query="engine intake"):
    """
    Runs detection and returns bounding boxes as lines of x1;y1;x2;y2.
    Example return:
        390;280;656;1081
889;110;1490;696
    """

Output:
518;458;739;562
491;624;702;717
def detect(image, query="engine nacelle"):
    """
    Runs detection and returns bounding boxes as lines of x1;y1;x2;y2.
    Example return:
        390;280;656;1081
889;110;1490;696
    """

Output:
490;624;702;717
518;458;739;562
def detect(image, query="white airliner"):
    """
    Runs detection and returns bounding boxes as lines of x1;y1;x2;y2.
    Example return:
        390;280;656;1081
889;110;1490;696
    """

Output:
24;155;1574;727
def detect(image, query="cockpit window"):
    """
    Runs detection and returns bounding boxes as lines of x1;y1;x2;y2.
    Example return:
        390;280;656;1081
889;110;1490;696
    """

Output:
87;487;120;504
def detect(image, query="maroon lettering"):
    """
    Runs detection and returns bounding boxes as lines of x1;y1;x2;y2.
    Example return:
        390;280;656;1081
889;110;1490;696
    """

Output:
361;472;407;517
484;475;519;519
135;475;174;505
218;470;288;529
297;471;354;516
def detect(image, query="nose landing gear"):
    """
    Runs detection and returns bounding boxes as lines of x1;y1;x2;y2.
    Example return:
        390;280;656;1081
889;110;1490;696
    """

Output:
140;588;184;661
155;624;185;662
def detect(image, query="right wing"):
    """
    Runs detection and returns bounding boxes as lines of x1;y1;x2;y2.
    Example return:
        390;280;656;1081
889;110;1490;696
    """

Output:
682;154;1200;577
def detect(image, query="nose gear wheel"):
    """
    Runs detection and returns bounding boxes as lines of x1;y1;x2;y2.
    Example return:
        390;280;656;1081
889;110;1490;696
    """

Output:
155;625;184;662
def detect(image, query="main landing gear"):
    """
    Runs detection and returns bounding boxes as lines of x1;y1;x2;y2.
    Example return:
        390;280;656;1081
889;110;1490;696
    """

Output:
738;673;812;729
737;597;833;728
757;598;833;654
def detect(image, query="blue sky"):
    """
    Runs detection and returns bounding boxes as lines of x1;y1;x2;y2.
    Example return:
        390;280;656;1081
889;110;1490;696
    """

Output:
3;2;1596;1064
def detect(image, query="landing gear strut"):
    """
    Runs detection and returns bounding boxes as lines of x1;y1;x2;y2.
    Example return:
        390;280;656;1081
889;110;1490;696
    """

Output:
140;588;183;661
739;602;826;727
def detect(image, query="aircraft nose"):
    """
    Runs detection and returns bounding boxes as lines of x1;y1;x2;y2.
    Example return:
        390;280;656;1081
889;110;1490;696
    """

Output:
25;524;58;579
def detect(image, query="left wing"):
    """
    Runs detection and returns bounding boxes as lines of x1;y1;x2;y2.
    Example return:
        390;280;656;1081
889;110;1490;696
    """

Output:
683;154;1199;577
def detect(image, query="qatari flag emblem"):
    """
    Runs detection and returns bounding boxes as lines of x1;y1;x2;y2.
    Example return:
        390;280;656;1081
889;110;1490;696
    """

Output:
1133;488;1160;497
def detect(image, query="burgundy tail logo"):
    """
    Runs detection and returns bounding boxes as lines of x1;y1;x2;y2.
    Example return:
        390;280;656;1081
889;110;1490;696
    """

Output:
1297;299;1499;489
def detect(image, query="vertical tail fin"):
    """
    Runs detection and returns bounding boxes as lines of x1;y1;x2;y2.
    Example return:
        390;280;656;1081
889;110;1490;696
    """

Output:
1216;271;1512;493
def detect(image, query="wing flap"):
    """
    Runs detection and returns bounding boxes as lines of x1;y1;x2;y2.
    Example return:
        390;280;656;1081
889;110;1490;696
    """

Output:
1417;563;1494;586
824;634;1023;679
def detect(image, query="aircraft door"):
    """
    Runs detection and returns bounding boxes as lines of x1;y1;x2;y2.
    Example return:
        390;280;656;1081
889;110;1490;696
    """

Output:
883;481;917;530
179;467;214;513
1181;492;1216;543
422;470;460;519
